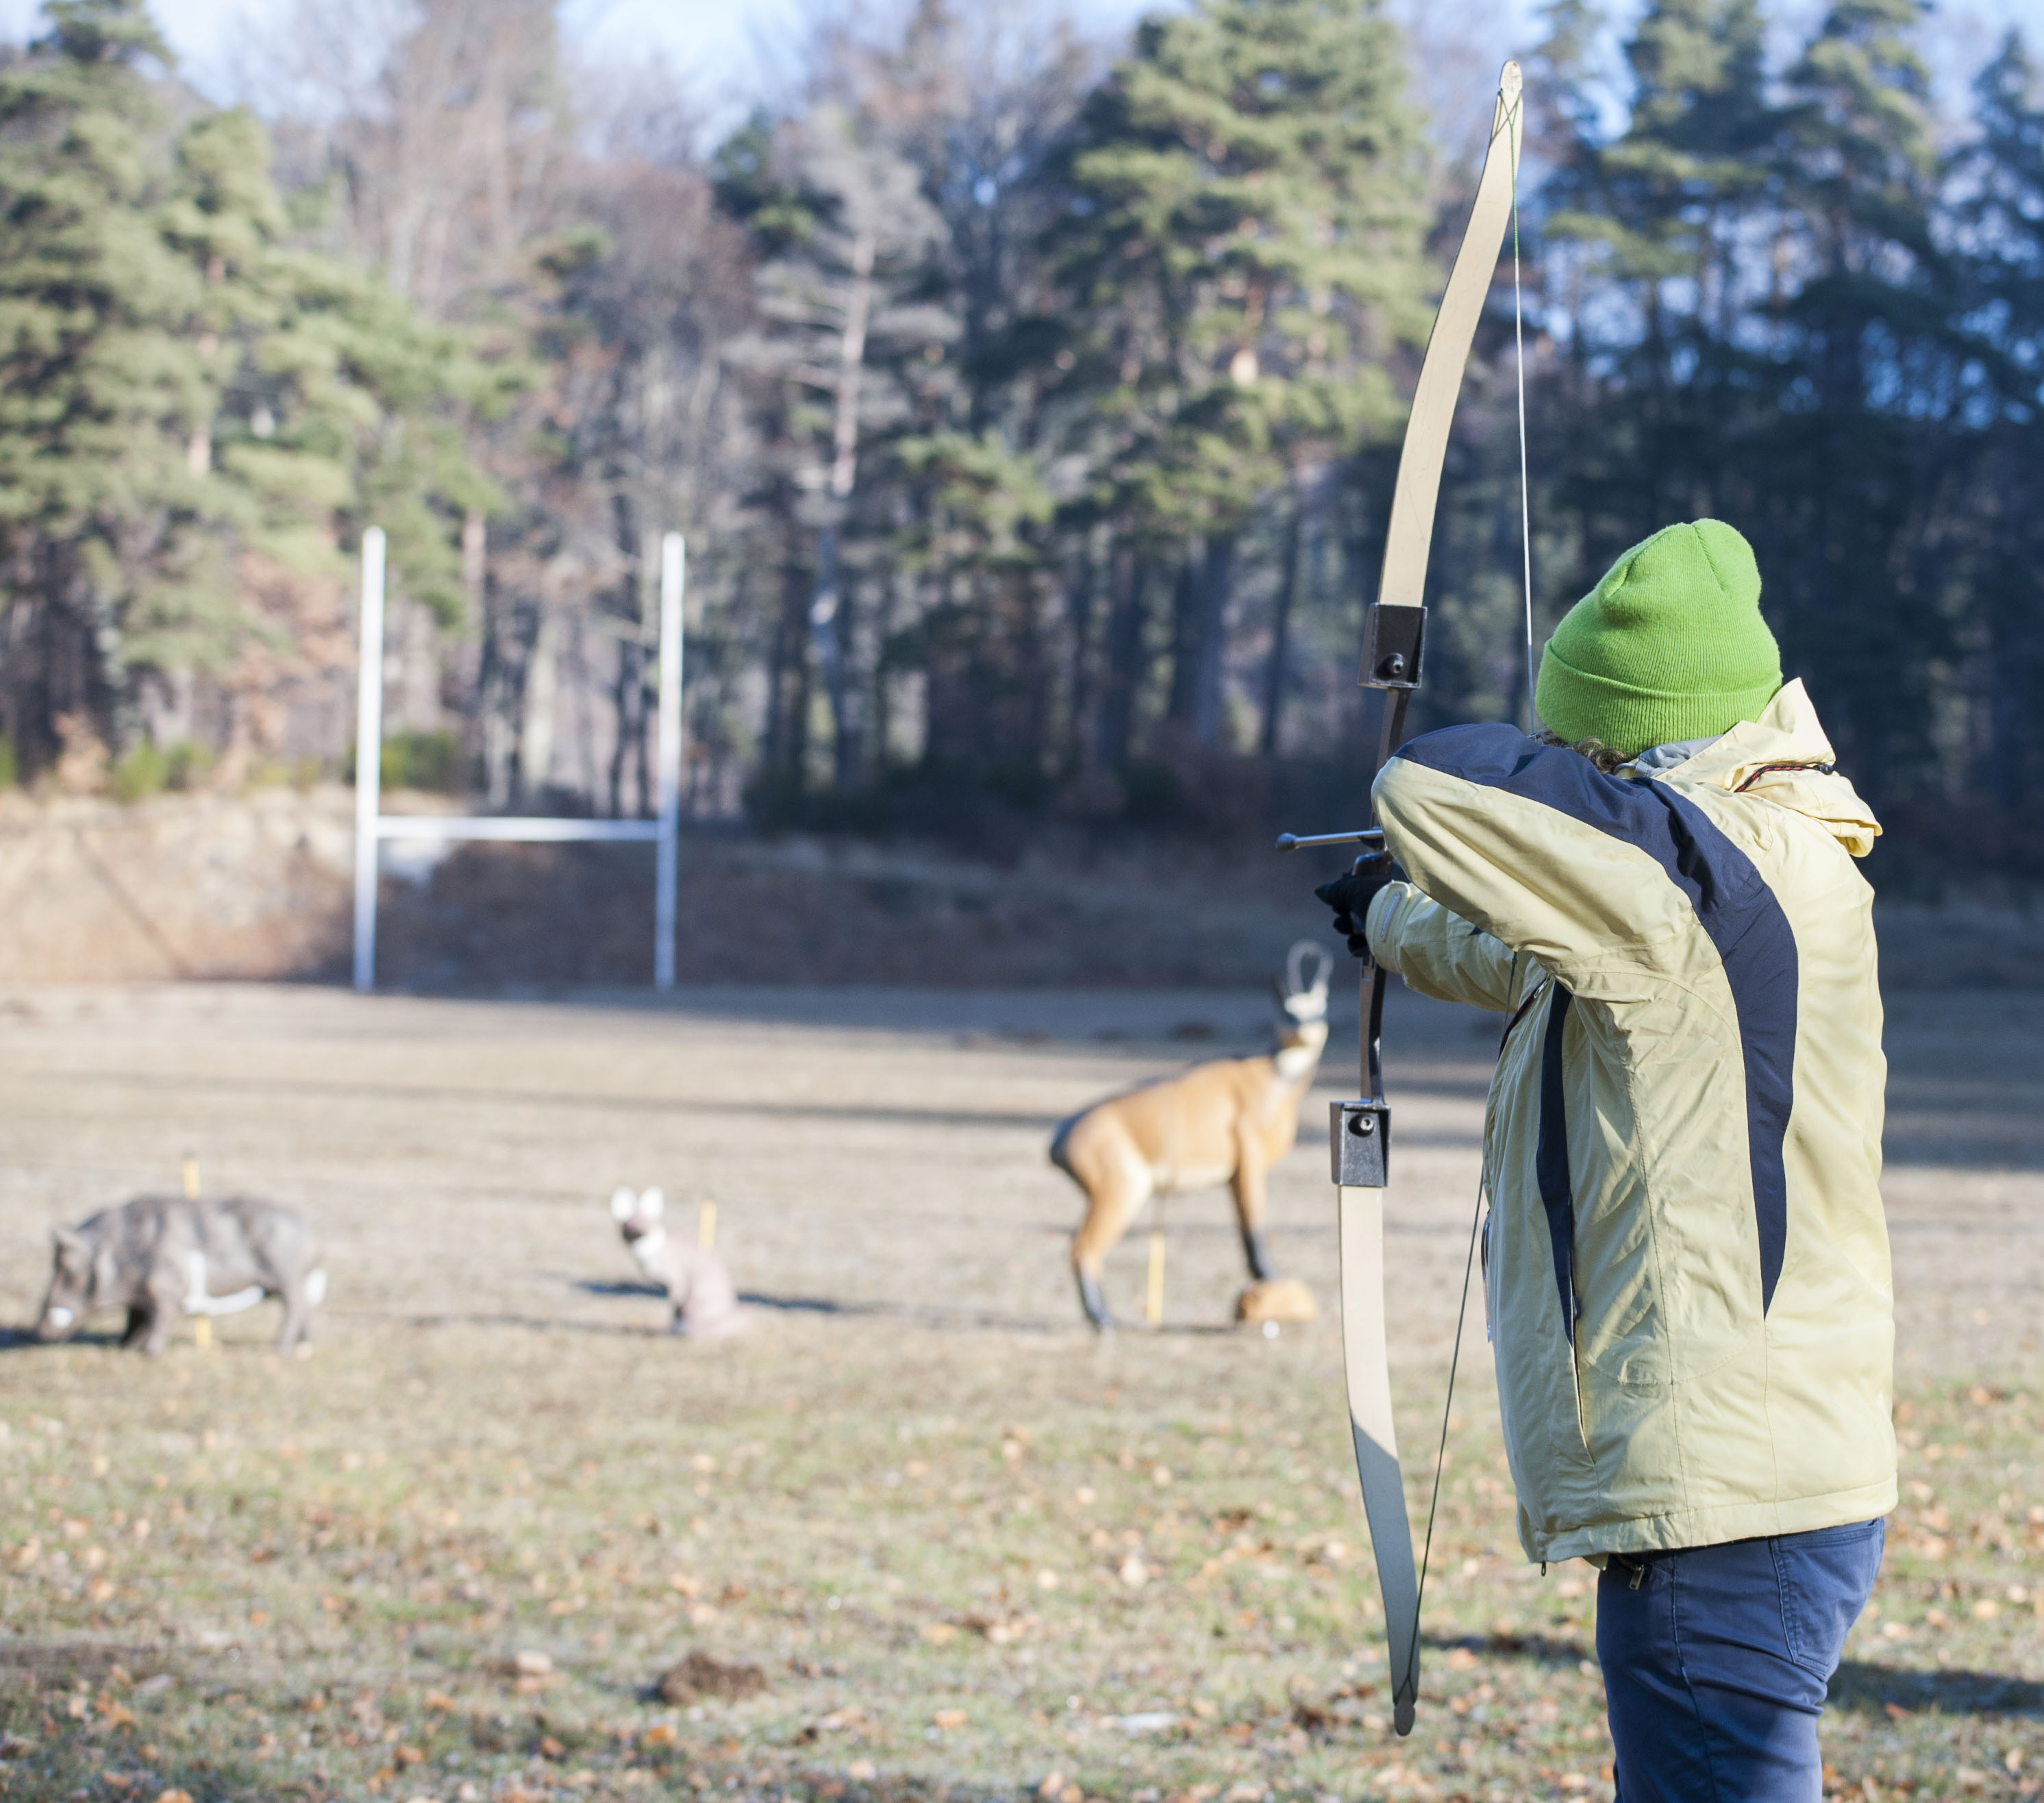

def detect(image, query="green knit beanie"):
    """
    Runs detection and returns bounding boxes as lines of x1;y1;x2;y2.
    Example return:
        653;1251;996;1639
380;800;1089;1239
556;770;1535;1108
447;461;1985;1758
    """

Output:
1534;518;1782;758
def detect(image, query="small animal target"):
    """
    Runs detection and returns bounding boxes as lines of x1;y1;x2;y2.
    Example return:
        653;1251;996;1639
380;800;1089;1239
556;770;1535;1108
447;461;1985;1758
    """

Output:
611;1185;664;1225
609;1186;746;1341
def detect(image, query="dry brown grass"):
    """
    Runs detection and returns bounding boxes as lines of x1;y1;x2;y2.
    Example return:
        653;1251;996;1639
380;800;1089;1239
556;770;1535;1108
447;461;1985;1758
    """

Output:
0;980;2037;1803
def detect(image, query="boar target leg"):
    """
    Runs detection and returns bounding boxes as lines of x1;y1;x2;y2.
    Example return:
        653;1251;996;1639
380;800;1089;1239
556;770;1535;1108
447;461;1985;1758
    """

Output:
275;1281;309;1352
138;1263;189;1354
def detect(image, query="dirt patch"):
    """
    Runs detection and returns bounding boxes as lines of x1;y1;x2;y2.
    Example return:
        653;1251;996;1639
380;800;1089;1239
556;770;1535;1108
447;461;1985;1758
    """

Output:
656;1651;769;1704
0;787;352;981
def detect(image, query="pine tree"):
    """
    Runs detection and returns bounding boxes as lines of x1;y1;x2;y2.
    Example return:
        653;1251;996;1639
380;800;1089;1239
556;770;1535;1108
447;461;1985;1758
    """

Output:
1541;0;1778;445
0;0;215;771
1949;33;2044;829
0;0;493;779
1758;0;1951;802
1051;0;1431;749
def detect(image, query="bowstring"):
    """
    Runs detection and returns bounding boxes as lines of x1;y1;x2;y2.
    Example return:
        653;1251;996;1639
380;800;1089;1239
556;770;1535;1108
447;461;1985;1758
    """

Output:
1410;75;1526;1697
1510;88;1536;728
1408;1169;1488;1698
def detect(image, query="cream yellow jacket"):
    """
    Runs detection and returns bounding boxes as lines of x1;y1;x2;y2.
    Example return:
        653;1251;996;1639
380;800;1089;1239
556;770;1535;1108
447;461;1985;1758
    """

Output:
1365;682;1895;1563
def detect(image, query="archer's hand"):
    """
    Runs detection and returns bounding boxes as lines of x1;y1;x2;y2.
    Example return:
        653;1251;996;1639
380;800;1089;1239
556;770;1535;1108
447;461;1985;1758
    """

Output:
1314;852;1406;959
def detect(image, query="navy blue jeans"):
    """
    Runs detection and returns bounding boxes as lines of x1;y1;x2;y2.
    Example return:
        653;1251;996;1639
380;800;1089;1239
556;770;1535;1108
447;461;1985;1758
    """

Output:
1597;1519;1884;1803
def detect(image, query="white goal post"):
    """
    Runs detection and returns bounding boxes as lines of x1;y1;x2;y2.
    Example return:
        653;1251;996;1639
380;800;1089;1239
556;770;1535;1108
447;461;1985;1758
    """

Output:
351;527;686;993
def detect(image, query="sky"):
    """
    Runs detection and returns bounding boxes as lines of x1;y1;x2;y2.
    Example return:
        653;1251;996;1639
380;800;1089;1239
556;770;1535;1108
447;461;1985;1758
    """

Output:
0;0;2032;136
0;0;1164;116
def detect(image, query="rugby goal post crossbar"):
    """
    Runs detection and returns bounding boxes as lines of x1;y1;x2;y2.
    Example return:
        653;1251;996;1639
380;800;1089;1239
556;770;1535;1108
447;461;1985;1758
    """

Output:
351;527;686;993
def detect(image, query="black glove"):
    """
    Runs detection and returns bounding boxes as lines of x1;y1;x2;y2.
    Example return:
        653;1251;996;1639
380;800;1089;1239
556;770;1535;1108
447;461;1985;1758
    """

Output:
1314;851;1405;958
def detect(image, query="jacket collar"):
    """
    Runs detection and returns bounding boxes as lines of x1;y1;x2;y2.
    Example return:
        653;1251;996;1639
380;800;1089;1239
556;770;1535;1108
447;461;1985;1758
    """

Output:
1642;680;1883;858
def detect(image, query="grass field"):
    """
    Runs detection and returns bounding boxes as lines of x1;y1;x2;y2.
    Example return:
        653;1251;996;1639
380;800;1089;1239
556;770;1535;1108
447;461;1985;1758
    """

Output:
0;979;2038;1803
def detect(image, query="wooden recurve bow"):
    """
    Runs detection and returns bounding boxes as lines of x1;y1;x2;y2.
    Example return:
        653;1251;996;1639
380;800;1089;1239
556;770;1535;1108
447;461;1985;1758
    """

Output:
1285;60;1525;1737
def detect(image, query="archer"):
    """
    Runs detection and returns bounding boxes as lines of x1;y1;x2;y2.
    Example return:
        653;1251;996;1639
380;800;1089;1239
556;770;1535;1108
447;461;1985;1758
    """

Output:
1319;517;1893;1801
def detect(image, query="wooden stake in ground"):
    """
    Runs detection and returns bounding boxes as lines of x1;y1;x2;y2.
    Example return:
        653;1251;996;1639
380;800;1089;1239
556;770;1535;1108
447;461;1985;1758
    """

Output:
184;1156;212;1351
698;1200;717;1254
1146;1204;1166;1329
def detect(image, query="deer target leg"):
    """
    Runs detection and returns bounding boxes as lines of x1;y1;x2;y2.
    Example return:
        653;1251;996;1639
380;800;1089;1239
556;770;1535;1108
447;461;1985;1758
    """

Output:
1069;1156;1149;1333
1073;1267;1114;1332
1232;1158;1277;1281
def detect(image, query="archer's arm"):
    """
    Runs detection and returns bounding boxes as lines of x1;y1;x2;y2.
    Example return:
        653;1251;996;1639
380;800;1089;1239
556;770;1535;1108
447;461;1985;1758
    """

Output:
1370;722;1705;984
1364;884;1522;1012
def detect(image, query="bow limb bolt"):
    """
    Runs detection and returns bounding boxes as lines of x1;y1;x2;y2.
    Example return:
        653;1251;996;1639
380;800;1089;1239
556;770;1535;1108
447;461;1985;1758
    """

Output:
1275;59;1524;1738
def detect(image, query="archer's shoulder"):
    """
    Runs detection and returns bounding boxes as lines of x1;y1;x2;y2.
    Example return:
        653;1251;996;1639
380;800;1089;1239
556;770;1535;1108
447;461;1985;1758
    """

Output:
1384;722;1574;786
1377;723;1670;833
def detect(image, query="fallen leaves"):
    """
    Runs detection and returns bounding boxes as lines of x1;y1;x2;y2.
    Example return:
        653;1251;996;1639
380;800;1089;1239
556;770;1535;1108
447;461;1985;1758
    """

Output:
494;1649;556;1695
963;1611;1035;1645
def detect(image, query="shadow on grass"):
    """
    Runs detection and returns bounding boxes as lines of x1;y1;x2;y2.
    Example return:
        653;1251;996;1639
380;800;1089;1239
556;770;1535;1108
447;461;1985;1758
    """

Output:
1829;1661;2044;1717
0;1326;136;1356
1436;1634;2044;1717
327;1295;1095;1337
745;1288;1254;1336
0;1641;166;1680
10;1062;1069;1134
1435;1630;1593;1667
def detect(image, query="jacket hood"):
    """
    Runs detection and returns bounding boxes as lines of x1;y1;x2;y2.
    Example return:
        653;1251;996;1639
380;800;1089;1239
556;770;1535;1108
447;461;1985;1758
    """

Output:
1654;680;1882;858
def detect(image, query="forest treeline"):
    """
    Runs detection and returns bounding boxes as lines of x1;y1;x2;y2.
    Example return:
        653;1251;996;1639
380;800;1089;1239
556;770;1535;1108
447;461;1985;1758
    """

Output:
0;0;2039;885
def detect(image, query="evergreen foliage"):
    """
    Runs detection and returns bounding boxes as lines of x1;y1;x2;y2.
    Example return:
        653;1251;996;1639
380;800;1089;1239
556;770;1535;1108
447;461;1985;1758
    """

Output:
0;0;489;778
1050;0;1432;745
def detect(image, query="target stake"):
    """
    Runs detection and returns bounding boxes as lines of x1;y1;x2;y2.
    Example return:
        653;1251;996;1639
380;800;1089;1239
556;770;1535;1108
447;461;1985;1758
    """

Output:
184;1156;212;1352
1146;1217;1167;1330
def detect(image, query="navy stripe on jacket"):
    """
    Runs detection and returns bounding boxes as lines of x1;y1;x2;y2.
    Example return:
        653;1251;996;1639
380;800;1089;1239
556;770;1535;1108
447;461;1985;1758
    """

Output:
1536;983;1578;1337
1395;725;1797;1313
